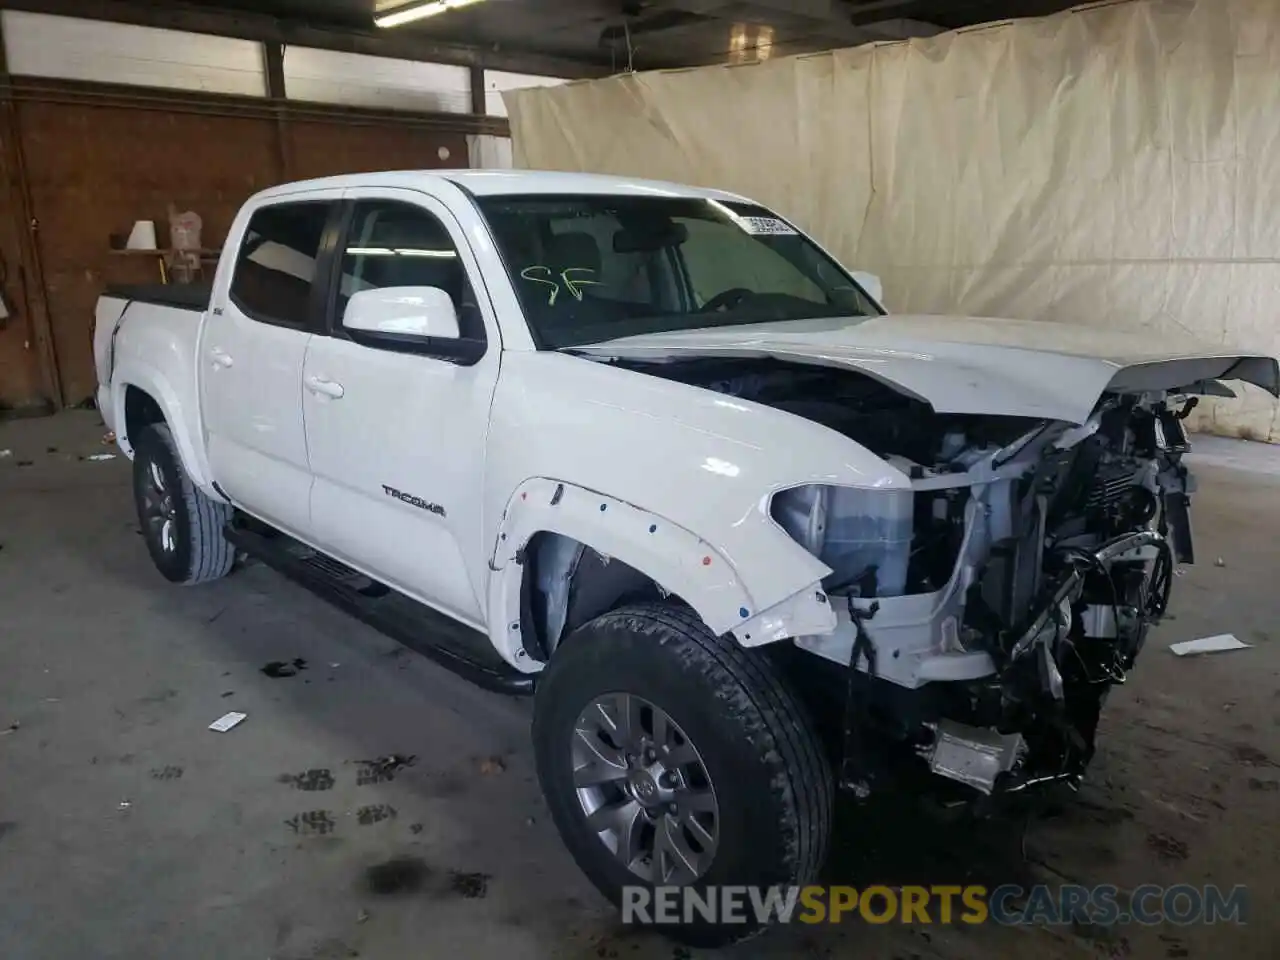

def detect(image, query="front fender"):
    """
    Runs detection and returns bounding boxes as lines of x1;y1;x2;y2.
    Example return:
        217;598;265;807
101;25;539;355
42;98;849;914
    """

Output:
484;478;838;670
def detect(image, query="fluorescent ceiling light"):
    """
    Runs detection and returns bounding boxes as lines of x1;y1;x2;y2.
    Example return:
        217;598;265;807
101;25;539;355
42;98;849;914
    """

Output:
375;0;486;28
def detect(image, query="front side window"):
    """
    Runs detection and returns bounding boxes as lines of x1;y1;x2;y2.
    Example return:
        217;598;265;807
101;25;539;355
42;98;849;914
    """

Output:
477;195;880;348
336;200;474;337
230;202;331;328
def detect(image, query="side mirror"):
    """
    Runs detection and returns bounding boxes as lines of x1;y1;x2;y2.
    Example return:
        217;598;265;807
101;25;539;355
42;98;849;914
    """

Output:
343;286;460;340
851;271;884;306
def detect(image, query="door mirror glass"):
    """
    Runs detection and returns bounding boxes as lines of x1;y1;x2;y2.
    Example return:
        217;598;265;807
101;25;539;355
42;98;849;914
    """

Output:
343;286;460;340
851;271;884;306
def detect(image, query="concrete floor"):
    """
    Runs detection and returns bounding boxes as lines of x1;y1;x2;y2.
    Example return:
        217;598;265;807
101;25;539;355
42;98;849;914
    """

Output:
1;411;1277;960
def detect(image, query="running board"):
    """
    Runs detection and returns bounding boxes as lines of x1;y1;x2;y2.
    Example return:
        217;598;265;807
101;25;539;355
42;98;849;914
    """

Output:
224;524;535;696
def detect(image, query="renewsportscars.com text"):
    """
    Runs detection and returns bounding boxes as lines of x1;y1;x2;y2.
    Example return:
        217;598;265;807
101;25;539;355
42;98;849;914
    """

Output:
622;883;1249;926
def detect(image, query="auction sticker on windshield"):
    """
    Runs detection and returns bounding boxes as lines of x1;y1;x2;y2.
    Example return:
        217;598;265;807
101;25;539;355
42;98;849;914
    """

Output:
739;216;798;236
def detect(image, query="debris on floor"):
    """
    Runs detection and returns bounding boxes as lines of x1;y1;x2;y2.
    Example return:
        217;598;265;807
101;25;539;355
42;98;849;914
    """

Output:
1215;556;1227;567
0;720;19;737
1169;633;1251;657
0;449;11;458
261;658;307;678
285;810;336;836
356;804;397;826
208;711;248;732
1146;831;1190;861
118;800;132;810
355;754;416;785
364;856;428;895
477;755;507;775
448;870;491;899
102;431;116;445
278;769;336;792
86;453;116;462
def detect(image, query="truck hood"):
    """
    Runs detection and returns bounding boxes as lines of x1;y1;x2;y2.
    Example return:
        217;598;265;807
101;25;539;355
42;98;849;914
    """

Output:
572;314;1280;424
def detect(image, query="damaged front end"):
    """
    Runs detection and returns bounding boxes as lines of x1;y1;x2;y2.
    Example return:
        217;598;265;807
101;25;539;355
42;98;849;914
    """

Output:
785;393;1194;799
620;355;1200;801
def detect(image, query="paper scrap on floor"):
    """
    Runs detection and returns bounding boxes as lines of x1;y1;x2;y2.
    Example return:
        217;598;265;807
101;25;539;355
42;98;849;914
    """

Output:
209;711;248;732
1169;634;1251;657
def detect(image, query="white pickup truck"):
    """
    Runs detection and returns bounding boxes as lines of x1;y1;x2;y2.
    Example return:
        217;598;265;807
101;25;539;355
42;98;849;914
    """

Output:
95;170;1277;944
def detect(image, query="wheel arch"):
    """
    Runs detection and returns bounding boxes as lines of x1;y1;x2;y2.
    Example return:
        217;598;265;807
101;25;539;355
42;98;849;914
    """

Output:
485;479;837;670
111;364;219;498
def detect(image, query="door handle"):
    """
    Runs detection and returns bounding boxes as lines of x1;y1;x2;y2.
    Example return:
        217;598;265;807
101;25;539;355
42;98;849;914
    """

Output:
209;348;233;369
306;376;345;400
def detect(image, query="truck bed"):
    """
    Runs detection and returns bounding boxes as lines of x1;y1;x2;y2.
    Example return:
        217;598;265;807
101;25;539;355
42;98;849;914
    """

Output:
104;283;211;311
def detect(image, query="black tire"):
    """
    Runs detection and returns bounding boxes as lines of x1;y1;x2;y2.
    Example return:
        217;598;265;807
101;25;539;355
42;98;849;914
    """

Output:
532;602;833;947
131;423;235;585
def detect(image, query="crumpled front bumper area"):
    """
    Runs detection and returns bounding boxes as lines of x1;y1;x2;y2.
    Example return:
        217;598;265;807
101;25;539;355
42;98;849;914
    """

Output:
925;528;1176;796
832;527;1177;799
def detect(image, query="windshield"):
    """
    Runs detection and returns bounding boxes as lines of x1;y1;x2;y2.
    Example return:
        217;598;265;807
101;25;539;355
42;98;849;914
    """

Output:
475;194;881;349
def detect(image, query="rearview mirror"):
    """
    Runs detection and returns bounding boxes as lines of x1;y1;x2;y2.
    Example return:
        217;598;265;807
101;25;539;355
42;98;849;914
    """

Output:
851;271;884;305
614;221;689;253
343;286;460;340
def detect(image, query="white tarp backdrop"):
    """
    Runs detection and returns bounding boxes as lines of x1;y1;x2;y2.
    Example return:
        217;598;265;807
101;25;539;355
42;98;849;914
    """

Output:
506;0;1280;441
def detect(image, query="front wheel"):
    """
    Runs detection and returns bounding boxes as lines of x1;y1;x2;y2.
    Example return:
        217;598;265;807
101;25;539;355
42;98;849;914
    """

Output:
131;423;235;585
532;603;833;947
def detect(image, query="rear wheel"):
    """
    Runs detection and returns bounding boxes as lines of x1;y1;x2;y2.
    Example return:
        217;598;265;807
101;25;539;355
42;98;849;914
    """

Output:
132;423;234;584
532;603;833;947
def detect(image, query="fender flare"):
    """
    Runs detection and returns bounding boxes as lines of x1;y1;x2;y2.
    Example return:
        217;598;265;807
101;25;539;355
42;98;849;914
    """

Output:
484;478;837;670
111;361;219;498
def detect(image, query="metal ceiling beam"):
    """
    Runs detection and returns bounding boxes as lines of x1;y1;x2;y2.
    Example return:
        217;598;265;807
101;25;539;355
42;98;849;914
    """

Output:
843;0;1073;28
843;0;945;22
0;0;611;77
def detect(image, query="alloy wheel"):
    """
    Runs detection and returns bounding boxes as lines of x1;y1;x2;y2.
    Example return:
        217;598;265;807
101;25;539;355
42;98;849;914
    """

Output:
571;693;720;884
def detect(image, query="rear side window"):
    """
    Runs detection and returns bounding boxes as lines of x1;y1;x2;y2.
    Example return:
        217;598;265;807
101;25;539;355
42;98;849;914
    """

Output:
230;202;331;328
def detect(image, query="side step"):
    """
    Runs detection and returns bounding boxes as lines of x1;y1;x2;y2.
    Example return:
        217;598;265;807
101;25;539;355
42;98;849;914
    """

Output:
224;523;535;696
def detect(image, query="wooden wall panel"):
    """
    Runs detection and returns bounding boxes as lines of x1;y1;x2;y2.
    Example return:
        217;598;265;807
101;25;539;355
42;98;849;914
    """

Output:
0;143;44;412
286;119;468;182
1;91;475;410
0;52;48;413
16;100;279;405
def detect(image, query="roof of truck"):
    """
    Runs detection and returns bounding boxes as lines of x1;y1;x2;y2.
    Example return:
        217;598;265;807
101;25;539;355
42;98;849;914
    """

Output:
255;169;751;202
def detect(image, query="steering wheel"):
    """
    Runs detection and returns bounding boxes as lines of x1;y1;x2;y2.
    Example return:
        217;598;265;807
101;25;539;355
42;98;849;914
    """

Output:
699;287;754;313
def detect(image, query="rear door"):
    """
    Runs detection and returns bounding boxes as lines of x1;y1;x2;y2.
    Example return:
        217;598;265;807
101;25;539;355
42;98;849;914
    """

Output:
201;192;342;537
301;187;500;626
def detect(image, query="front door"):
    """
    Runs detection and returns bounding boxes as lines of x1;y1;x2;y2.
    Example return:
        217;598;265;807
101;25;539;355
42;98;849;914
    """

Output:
201;193;342;537
302;188;500;626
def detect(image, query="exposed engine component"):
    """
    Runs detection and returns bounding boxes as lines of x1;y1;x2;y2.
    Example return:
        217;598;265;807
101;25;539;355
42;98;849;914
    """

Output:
923;720;1025;795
